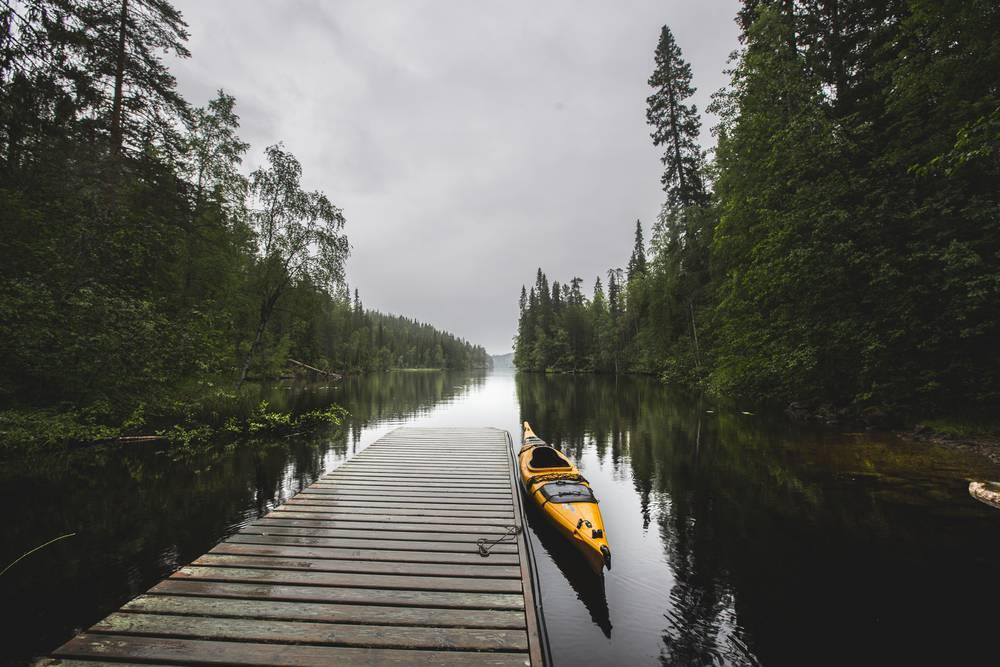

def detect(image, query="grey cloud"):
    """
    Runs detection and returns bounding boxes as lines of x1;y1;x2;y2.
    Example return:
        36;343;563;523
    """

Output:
169;0;741;353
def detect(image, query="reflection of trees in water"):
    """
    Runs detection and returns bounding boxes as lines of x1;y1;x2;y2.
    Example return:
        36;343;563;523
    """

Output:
246;370;488;433
0;426;338;664
633;431;655;530
516;372;763;666
525;501;613;638
3;370;491;664
261;370;488;456
338;370;487;428
516;371;1000;665
653;422;753;667
335;370;488;452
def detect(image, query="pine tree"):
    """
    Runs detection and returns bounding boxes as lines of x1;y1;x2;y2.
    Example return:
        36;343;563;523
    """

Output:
627;220;647;281
551;280;562;314
514;285;532;369
607;268;622;317
73;0;192;156
569;277;584;306
1;0;191;160
646;25;707;208
590;278;610;371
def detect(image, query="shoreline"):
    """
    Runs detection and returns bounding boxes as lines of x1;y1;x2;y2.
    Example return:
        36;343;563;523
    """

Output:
906;426;1000;466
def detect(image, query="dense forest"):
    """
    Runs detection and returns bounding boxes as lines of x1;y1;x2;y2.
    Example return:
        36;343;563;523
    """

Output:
515;0;999;420
0;0;488;442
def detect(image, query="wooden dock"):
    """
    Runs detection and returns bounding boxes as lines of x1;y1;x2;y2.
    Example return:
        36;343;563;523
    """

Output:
46;427;545;666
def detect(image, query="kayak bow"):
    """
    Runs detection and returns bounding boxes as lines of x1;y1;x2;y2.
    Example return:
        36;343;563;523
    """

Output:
518;421;611;573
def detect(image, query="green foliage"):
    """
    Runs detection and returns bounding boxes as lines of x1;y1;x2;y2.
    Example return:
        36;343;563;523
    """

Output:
156;399;347;448
0;0;491;449
647;24;708;208
518;3;999;420
708;0;1000;413
0;404;122;448
220;400;345;437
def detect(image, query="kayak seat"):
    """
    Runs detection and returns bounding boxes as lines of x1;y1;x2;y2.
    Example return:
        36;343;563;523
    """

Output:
529;446;570;469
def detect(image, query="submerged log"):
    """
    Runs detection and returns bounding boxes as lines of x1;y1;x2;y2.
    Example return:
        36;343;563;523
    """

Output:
969;481;1000;510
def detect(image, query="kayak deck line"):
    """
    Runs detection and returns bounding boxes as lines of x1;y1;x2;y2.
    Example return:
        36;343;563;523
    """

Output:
44;427;547;667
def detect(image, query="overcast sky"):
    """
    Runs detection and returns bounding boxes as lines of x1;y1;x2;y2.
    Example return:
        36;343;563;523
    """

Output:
169;1;741;354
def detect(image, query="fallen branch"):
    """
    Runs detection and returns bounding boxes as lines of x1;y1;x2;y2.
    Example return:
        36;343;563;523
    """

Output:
115;435;168;443
288;358;342;379
0;532;77;576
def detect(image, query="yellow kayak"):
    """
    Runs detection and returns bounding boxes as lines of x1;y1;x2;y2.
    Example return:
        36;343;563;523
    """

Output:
518;422;611;573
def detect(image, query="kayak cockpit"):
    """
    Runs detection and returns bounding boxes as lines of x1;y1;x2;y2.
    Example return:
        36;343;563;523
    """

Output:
528;446;571;469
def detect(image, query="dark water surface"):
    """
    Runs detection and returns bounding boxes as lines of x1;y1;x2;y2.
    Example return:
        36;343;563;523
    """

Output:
3;370;1000;665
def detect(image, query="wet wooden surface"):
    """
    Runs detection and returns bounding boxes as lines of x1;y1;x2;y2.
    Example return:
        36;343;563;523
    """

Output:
45;427;542;666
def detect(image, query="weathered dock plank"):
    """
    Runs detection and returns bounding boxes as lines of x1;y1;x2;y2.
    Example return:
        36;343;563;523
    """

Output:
229;533;518;563
47;427;543;666
225;533;520;552
261;511;518;527
237;527;511;544
168;565;524;593
121;594;528;628
91;612;530;651
53;634;531;666
207;542;522;565
192;553;522;578
146;579;525;608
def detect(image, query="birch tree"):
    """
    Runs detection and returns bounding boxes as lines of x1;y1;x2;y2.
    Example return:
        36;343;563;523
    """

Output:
239;143;349;385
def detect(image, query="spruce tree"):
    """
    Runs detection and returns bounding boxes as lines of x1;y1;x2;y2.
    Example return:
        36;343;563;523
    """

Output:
1;0;190;159
569;277;584;306
514;285;531;369
77;0;192;155
592;278;605;308
646;25;707;208
588;277;612;372
607;268;622;317
627;220;647;281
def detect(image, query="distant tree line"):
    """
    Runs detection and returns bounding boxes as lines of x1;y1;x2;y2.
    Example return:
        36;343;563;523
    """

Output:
319;292;491;374
516;0;999;418
0;0;488;417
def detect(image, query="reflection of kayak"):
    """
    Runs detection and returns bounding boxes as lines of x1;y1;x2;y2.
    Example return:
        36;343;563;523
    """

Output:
523;498;613;637
969;481;1000;509
518;422;611;573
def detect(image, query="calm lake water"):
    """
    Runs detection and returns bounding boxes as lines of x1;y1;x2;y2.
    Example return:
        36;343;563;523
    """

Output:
3;370;1000;665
